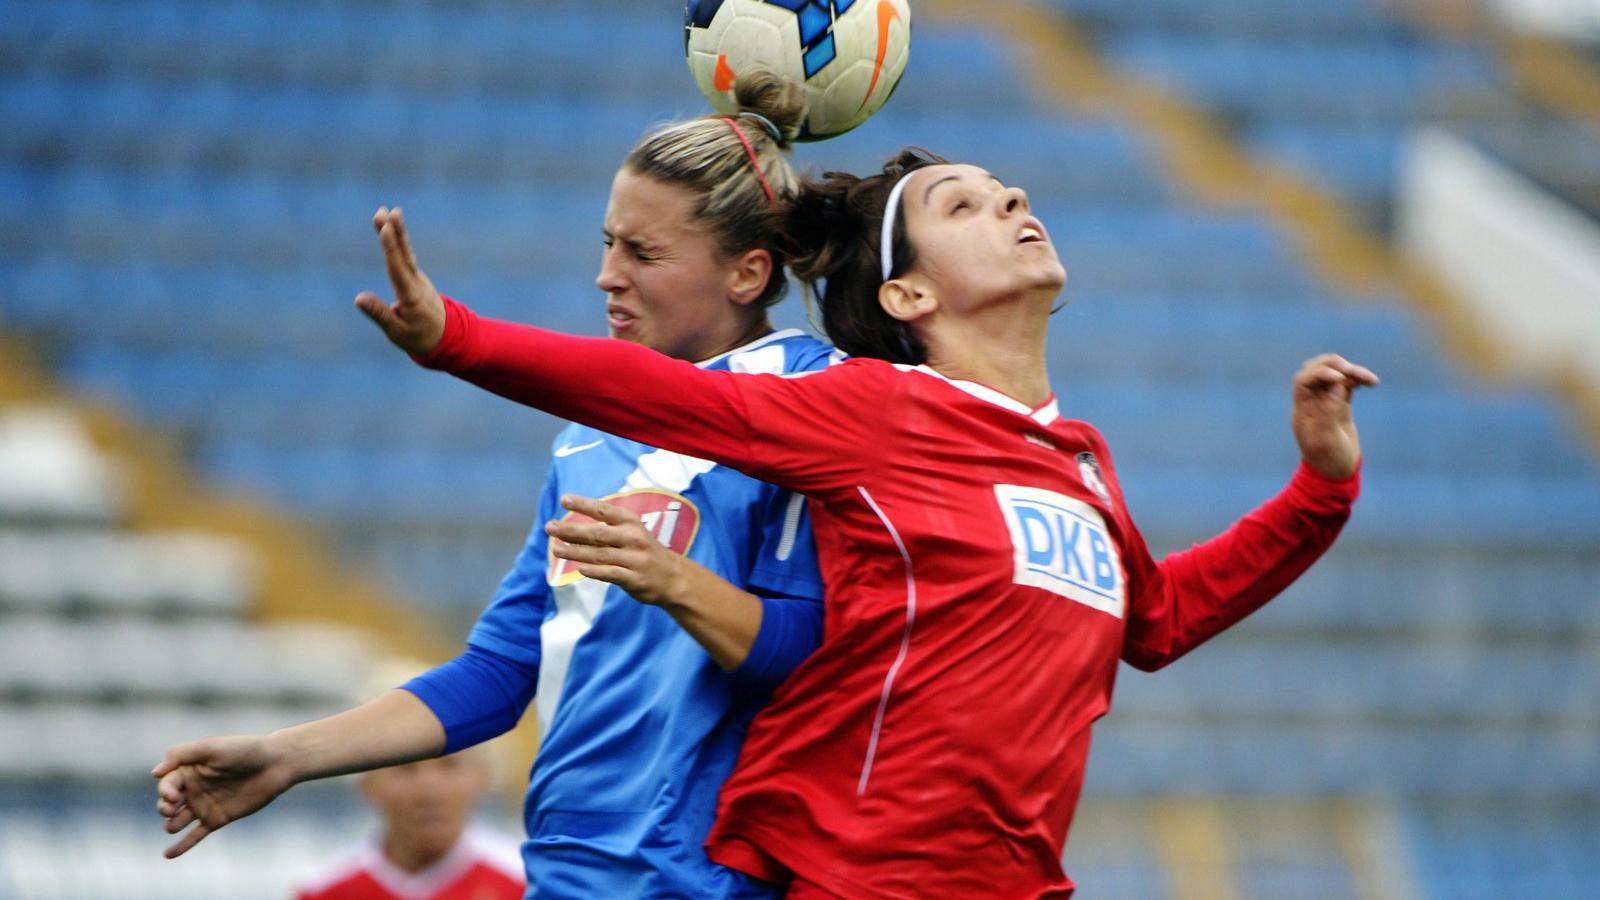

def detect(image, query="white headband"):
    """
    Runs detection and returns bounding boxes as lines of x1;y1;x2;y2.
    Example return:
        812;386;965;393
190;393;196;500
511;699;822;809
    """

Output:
879;170;916;282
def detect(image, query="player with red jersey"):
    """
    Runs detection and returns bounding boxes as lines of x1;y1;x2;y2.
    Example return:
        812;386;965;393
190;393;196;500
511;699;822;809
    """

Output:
356;148;1378;898
295;754;522;900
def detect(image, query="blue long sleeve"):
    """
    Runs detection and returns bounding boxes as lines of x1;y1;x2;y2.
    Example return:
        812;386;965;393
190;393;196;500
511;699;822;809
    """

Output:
731;592;825;693
402;644;539;754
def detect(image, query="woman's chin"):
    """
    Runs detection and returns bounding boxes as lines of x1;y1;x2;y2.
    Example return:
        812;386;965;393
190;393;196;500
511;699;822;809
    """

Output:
1026;269;1067;302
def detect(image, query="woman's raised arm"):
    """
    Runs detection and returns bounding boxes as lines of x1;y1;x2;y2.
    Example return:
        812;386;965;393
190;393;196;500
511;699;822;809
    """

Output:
356;208;884;495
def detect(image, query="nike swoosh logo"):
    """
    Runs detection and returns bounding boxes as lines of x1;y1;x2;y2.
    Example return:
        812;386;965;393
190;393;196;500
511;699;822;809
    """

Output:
860;0;902;110
554;439;604;458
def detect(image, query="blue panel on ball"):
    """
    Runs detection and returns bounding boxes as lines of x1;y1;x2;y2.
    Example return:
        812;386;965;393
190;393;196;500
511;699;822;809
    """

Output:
797;2;831;45
760;0;810;11
835;0;856;14
686;0;725;29
802;32;836;77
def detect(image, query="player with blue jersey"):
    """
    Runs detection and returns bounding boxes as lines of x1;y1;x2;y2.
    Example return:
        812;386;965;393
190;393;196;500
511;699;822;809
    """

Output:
154;70;833;898
403;326;832;897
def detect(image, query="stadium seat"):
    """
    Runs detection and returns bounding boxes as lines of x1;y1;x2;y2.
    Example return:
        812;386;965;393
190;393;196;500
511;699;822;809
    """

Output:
0;529;253;616
0;408;123;524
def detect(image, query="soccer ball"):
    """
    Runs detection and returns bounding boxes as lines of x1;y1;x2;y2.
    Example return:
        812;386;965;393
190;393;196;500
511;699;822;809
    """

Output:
685;0;912;140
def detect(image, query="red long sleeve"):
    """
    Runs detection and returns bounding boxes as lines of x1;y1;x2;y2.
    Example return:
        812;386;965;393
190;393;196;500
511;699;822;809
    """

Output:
415;296;762;467
414;297;884;494
1120;461;1360;671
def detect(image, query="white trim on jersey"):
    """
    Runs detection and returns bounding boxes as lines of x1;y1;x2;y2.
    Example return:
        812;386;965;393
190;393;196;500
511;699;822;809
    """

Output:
695;327;807;369
775;492;806;562
895;364;1061;426
855;485;917;796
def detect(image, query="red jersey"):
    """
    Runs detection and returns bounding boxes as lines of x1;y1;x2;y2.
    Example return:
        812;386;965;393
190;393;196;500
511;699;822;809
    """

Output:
295;826;524;900
419;299;1359;898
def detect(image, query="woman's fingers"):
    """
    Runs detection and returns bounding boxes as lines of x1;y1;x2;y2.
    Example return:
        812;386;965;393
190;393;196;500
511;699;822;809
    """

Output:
155;769;185;803
164;805;197;835
1297;354;1379;391
390;207;422;276
1303;364;1348;391
548;518;629;547
373;206;423;303
572;564;637;587
164;821;212;860
156;782;185;817
379;216;414;300
1335;359;1379;387
353;291;406;339
549;536;634;566
560;495;640;526
547;497;652;549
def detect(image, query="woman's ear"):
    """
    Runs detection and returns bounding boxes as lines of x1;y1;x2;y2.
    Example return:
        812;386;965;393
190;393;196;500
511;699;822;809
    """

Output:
879;278;937;324
727;248;775;307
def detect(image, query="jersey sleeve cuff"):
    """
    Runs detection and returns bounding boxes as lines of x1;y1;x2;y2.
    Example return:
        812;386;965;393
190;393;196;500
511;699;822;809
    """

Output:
411;295;474;370
401;645;538;754
731;594;824;693
1288;458;1361;516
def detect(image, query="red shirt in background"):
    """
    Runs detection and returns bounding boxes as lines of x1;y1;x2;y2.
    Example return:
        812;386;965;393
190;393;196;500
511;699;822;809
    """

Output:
295;826;523;900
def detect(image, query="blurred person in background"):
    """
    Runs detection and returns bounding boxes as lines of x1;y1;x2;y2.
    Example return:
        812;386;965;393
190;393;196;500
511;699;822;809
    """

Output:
155;70;833;899
295;749;523;900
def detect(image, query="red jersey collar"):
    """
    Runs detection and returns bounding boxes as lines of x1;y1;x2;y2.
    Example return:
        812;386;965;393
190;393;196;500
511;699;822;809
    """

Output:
897;364;1061;427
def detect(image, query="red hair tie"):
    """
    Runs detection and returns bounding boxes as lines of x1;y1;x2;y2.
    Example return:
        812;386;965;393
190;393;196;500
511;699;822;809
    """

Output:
722;117;777;207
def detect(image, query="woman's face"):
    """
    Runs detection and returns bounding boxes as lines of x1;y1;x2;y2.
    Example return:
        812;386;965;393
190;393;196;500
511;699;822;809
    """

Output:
896;164;1066;312
596;168;756;362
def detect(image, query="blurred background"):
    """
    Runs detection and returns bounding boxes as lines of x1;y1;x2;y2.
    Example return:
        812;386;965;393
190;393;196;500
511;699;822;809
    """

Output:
2;0;1598;896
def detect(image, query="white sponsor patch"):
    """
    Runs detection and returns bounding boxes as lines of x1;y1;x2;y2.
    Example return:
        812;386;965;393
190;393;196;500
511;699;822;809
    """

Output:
994;484;1125;618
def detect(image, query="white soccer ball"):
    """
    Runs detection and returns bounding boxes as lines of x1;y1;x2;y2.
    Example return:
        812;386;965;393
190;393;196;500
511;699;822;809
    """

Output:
685;0;912;140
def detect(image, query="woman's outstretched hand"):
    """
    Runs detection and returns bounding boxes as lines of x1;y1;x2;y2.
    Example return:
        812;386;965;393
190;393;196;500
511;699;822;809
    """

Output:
1291;353;1379;480
355;206;446;357
152;734;296;859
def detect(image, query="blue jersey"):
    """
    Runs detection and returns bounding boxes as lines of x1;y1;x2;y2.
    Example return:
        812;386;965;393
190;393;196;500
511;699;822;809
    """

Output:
466;329;835;898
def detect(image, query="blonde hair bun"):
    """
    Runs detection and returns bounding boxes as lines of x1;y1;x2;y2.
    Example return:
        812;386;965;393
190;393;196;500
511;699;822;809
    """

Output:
731;65;808;149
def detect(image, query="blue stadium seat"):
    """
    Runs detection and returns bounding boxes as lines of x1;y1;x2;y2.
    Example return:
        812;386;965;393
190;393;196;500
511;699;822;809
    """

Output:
1086;720;1599;794
1110;642;1600;719
1105;32;1501;127
1247;123;1404;203
1050;292;1460;387
1047;0;1420;39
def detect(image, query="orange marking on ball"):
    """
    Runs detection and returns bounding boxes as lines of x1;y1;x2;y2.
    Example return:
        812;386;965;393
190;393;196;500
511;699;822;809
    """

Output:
714;53;737;92
860;0;902;109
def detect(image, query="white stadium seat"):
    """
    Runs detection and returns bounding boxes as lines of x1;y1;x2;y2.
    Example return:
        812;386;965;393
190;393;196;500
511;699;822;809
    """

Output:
0;528;255;615
0;407;123;524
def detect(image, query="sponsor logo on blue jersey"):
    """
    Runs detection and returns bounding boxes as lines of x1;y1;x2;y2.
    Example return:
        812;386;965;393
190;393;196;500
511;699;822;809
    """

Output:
994;484;1125;618
548;489;701;586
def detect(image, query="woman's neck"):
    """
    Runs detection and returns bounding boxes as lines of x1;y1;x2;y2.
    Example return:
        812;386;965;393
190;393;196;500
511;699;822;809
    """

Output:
692;316;773;364
919;303;1053;408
